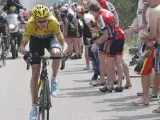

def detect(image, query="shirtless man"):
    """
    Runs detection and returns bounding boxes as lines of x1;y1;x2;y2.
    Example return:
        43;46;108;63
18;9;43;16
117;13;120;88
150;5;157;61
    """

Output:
141;0;160;113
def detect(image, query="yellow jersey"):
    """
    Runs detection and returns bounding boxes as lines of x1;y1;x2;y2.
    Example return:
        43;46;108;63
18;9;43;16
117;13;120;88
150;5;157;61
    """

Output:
22;15;64;43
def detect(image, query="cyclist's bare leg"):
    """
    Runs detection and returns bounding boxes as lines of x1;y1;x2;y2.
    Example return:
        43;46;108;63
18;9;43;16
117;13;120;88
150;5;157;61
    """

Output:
73;37;79;56
66;39;70;54
67;38;73;56
31;64;40;105
106;56;115;87
50;47;63;96
142;75;150;99
112;63;118;81
77;37;82;56
70;38;74;55
99;53;106;83
122;59;132;87
133;75;150;104
50;48;61;79
152;74;160;95
84;45;90;68
115;55;123;86
80;37;84;52
106;58;117;83
149;69;154;87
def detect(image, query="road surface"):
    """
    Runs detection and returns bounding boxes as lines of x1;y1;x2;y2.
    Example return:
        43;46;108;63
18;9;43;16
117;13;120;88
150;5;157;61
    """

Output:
1;52;160;120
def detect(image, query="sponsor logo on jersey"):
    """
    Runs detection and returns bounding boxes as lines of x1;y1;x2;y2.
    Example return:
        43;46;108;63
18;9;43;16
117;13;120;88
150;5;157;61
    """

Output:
32;34;53;39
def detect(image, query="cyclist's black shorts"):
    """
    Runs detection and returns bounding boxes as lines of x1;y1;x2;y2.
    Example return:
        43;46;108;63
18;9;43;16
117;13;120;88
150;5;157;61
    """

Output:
67;24;83;38
99;40;108;54
107;39;124;56
76;25;83;38
29;35;62;65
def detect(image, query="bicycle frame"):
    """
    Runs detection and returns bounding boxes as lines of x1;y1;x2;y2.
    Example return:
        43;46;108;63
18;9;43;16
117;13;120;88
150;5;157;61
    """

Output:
37;58;51;120
39;58;49;91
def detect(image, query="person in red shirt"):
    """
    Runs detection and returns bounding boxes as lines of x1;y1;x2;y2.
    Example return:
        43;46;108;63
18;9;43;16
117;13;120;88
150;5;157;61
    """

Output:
89;0;118;87
89;2;124;92
97;0;119;25
97;0;132;89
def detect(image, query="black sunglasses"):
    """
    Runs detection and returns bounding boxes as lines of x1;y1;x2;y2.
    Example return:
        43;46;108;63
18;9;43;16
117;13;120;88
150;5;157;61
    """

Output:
36;20;48;23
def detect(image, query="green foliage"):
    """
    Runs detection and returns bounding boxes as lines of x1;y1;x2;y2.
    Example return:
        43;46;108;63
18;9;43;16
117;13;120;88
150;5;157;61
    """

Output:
111;0;138;30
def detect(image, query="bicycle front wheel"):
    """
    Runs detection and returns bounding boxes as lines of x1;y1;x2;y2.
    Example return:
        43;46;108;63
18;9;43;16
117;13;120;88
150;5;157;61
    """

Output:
39;78;51;120
44;78;51;120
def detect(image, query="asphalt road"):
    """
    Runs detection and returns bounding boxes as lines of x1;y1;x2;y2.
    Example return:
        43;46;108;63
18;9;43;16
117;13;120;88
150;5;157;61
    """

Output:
1;51;160;120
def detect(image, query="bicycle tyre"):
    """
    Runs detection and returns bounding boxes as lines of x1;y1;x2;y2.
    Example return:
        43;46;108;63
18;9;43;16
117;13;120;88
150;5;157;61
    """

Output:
11;39;16;59
44;78;51;120
39;89;45;120
39;78;51;120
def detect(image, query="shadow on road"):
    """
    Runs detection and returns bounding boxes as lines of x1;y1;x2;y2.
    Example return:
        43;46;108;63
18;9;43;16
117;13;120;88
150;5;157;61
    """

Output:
73;79;91;83
130;75;141;78
94;95;158;113
102;114;160;120
97;102;150;112
66;63;85;66
65;90;107;98
93;95;138;103
6;57;14;60
60;86;93;91
59;68;93;75
59;71;91;75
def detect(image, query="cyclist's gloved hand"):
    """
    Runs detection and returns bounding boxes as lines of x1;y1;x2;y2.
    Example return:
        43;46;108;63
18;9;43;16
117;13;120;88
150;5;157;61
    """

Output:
23;51;32;62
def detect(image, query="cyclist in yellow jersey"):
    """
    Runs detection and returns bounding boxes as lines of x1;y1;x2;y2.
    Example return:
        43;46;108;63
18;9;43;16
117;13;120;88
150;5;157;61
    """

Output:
18;5;68;120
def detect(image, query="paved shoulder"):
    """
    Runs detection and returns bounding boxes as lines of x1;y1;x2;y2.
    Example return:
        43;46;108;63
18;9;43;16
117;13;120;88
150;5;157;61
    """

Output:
1;55;160;120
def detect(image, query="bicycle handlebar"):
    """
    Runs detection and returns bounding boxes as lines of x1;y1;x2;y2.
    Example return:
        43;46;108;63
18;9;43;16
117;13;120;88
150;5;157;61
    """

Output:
26;56;63;70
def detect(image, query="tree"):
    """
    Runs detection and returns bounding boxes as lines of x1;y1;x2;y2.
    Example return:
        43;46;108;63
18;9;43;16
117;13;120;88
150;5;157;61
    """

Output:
111;0;138;29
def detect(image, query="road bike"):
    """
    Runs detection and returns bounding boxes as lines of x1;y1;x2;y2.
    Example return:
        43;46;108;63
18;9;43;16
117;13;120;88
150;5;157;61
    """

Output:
26;56;62;120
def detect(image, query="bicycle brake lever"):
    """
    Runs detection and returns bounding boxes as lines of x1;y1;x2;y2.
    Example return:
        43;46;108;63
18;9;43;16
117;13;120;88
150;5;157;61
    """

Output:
26;61;30;70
